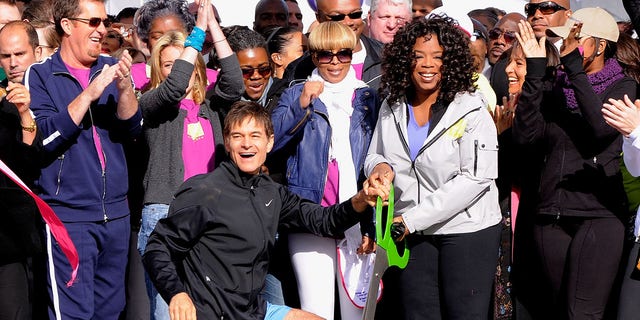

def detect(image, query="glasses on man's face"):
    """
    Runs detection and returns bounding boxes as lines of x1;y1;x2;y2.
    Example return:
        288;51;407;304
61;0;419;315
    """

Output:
322;11;363;22
489;28;516;44
241;65;271;79
68;17;112;28
314;49;353;64
524;1;567;17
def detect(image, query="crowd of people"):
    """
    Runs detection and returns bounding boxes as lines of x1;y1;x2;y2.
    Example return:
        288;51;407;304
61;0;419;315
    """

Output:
2;0;640;319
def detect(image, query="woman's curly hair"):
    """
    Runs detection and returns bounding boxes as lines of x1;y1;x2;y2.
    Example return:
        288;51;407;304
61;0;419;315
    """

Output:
380;16;477;106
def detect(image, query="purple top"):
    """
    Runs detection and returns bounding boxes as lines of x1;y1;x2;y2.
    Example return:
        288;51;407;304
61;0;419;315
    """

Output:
180;99;215;180
321;158;339;207
407;103;430;161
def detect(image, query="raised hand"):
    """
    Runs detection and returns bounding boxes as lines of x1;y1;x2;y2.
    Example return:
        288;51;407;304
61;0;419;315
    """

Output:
559;18;582;57
194;0;209;31
515;20;546;58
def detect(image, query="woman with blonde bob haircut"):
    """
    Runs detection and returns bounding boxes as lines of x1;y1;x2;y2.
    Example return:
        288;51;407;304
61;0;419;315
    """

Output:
136;1;244;318
271;21;380;320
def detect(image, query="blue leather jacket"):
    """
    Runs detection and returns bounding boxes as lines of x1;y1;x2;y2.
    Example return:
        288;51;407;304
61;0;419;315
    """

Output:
271;83;379;203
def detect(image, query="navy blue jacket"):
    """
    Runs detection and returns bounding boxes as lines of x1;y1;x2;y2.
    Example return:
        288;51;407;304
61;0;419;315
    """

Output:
26;51;142;222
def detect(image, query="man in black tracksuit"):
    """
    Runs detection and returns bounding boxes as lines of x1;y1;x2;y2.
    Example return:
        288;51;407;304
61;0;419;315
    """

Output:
143;101;379;320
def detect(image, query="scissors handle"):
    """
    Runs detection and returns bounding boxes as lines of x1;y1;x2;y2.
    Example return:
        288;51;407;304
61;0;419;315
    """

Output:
375;184;409;269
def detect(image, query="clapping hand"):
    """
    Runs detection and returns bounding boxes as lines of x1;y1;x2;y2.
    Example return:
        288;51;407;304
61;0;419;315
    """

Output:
602;94;640;136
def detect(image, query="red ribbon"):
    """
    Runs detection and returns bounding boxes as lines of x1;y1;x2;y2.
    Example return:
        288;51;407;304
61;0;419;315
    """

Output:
0;159;78;287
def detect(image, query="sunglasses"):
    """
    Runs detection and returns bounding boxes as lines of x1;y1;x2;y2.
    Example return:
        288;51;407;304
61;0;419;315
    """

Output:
322;11;363;21
314;49;353;64
488;28;516;44
68;17;112;28
241;65;271;79
524;1;567;16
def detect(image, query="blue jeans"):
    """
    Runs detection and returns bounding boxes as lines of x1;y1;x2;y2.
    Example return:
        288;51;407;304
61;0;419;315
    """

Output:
261;273;285;305
138;204;170;320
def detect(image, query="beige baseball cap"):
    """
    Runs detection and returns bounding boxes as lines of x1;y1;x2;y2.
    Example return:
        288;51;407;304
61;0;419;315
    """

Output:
546;7;619;42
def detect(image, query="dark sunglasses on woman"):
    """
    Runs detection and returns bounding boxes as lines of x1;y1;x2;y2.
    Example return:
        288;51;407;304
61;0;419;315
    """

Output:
524;1;567;17
314;49;353;64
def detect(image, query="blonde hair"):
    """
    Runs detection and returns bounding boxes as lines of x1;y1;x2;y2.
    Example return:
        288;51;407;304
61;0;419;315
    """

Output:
148;31;208;105
308;21;357;51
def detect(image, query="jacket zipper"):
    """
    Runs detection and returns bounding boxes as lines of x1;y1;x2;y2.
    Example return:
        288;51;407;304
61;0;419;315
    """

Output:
88;105;109;222
248;184;267;303
56;68;109;221
55;155;64;195
474;140;479;176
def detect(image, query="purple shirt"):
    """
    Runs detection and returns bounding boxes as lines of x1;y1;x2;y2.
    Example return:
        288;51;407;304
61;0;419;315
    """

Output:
180;99;215;180
407;104;430;161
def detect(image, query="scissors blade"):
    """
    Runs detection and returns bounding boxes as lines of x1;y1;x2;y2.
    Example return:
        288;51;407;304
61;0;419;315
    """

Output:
362;246;389;320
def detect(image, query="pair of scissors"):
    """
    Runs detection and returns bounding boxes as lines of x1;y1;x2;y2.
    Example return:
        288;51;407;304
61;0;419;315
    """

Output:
362;184;410;320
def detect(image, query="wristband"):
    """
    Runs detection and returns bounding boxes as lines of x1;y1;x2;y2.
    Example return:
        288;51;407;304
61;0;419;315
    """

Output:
184;26;206;52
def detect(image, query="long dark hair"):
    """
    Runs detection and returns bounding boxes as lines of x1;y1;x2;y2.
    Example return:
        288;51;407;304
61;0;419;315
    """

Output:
381;16;476;106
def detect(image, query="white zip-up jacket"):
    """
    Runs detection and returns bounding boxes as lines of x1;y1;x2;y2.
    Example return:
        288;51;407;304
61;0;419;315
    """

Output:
365;92;501;235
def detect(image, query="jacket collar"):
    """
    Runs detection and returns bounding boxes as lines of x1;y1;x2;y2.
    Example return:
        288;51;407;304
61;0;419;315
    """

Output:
220;161;269;189
50;50;114;77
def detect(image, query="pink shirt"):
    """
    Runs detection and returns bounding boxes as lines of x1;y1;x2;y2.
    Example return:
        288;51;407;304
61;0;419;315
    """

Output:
180;99;215;180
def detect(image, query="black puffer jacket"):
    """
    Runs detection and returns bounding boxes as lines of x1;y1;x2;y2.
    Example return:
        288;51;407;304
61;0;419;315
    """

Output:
143;161;362;319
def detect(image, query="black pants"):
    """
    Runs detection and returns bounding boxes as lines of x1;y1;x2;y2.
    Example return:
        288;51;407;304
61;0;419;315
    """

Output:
389;223;501;320
533;215;624;320
0;261;31;320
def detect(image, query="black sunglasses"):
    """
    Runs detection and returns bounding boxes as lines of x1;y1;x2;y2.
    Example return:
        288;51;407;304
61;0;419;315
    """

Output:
68;17;112;28
241;65;271;79
524;1;567;17
488;28;516;44
322;11;363;21
314;49;353;64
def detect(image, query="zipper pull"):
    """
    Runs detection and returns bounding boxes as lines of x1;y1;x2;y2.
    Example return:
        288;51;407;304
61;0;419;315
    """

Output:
103;213;108;223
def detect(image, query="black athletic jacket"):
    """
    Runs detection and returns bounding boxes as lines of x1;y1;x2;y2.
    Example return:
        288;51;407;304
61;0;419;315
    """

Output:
143;161;362;319
512;51;637;218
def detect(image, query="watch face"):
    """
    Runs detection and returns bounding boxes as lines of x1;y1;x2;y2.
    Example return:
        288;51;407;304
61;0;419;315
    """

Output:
390;222;405;240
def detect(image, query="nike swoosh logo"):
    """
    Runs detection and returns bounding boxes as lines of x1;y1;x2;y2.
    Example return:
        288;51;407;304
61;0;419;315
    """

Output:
265;199;273;207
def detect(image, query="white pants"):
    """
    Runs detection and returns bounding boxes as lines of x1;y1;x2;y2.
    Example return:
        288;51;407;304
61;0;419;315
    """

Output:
289;233;362;320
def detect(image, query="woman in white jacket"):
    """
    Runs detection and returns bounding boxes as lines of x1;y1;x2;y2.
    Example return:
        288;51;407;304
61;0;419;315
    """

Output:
364;16;502;319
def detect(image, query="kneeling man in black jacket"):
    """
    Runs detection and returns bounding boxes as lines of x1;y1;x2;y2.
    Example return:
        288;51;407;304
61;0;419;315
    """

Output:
143;101;382;320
